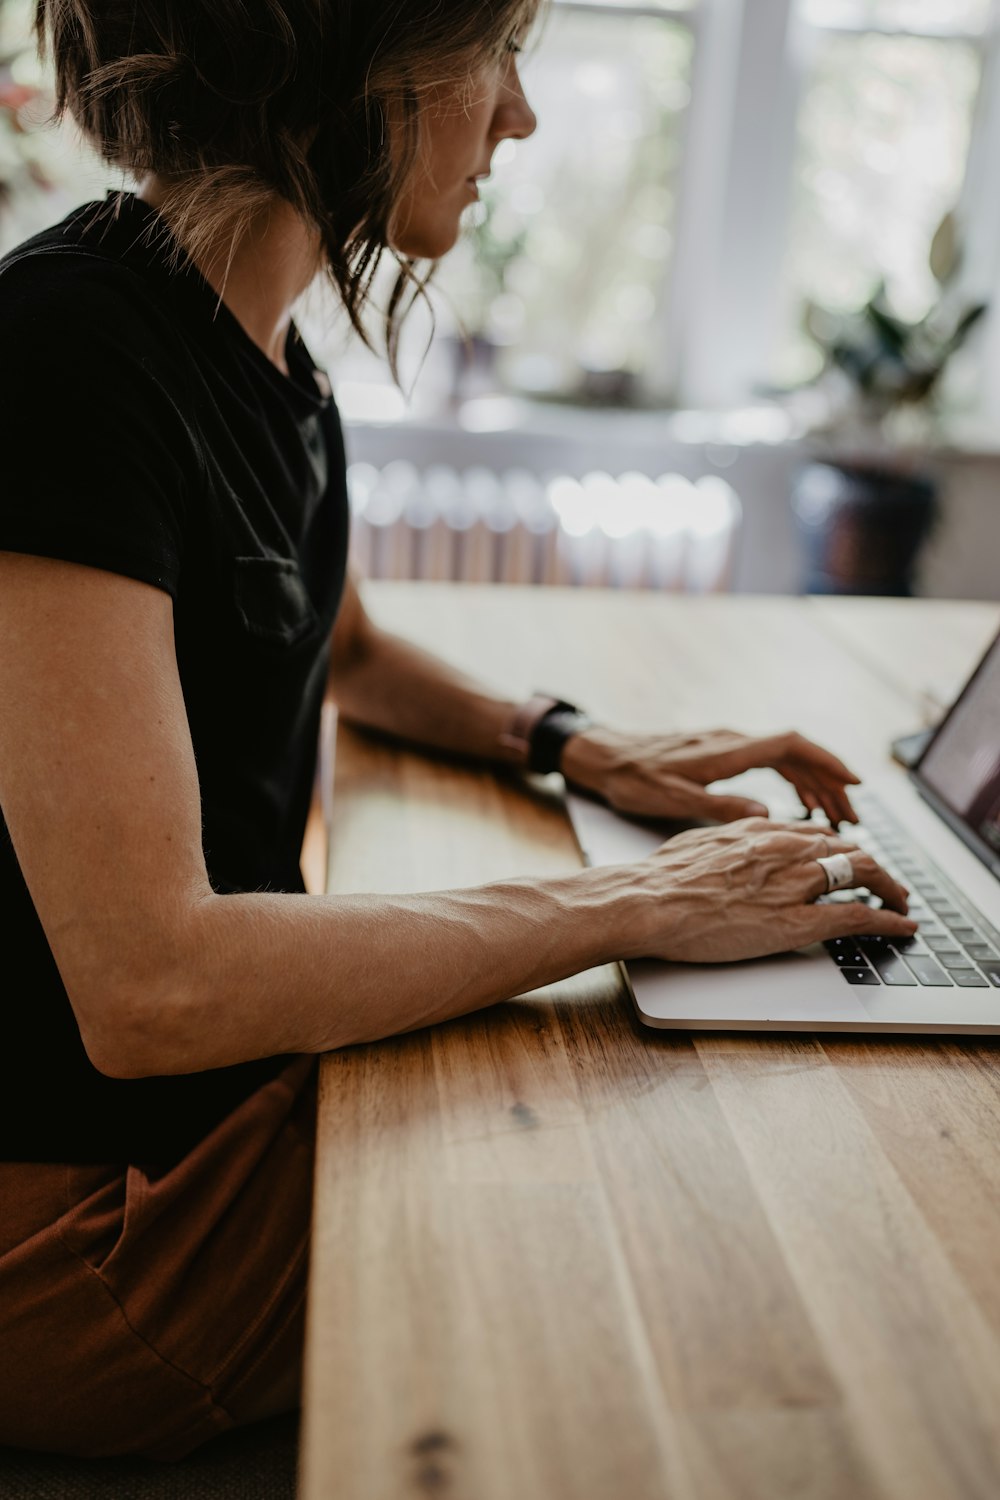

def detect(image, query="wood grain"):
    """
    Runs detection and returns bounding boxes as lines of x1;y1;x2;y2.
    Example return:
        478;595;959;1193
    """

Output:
302;588;1000;1500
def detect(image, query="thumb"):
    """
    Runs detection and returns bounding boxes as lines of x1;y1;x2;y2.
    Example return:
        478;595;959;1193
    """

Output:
687;785;769;823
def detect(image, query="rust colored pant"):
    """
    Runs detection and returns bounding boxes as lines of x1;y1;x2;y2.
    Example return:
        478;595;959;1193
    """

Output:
0;1055;316;1461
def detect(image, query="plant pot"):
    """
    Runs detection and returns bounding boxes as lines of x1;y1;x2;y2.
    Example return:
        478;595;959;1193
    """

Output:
791;460;939;596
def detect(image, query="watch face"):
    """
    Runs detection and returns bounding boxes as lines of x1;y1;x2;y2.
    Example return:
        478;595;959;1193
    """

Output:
549;711;590;734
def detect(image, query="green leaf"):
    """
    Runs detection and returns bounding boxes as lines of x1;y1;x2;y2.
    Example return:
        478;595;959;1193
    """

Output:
865;300;908;354
948;301;988;348
930;210;961;286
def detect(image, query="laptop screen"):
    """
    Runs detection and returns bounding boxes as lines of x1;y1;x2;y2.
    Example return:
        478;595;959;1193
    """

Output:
917;630;1000;860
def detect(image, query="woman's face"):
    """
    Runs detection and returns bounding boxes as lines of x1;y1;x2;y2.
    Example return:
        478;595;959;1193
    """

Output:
390;49;537;259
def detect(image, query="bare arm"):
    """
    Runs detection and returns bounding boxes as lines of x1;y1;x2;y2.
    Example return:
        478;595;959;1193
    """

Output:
0;554;636;1079
327;571;526;765
0;554;914;1082
328;576;868;826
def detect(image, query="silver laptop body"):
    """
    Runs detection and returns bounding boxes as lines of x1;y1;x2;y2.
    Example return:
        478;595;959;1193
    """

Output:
567;631;1000;1034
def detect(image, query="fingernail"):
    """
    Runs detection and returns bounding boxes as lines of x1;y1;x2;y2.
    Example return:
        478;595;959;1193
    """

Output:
749;802;768;816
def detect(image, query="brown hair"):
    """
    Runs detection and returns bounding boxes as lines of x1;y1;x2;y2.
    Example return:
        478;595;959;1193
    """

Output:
34;0;540;374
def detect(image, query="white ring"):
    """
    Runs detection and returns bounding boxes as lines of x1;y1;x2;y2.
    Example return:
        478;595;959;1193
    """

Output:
817;852;854;893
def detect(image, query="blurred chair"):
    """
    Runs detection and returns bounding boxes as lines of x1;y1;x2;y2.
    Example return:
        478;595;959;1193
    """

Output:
346;462;742;592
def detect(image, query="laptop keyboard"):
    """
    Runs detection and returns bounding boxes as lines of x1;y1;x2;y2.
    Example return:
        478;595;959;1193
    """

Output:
822;790;1000;989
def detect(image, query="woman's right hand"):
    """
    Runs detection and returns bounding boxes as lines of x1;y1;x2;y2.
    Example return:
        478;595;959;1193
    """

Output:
625;817;917;964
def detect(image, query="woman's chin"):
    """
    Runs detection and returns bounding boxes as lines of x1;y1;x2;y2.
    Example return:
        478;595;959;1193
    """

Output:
390;216;462;262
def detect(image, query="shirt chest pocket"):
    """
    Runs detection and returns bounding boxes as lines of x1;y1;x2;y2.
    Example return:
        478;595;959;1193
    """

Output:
233;555;321;647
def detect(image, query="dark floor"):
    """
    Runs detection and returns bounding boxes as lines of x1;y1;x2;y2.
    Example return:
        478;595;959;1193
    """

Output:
0;1414;299;1499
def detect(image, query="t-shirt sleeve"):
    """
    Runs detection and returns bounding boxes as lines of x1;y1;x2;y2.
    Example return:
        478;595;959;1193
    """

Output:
0;253;203;598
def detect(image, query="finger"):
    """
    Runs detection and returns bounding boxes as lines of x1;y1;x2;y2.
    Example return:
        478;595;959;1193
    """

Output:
777;765;859;828
808;901;918;944
811;831;867;858
809;774;861;826
613;772;717;821
846;852;911;913
800;850;910;913
637;777;771;824
758;829;843;866
780;733;862;785
799;779;843;826
821;786;859;828
695;788;770;822
789;775;857;830
750;819;859;842
837;792;860;827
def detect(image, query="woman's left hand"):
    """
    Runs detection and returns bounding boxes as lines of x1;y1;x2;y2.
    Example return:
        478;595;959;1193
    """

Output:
560;726;861;827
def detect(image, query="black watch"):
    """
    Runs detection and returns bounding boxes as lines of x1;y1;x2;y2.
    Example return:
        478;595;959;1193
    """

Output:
527;705;592;775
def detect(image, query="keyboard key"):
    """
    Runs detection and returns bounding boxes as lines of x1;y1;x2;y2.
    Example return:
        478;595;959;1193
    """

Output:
822;796;998;991
870;954;918;986
941;953;976;971
825;943;868;966
904;956;953;986
892;937;928;955
858;936;894;958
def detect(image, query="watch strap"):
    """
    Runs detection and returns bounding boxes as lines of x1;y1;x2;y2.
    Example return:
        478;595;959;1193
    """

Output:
528;706;592;775
499;694;571;762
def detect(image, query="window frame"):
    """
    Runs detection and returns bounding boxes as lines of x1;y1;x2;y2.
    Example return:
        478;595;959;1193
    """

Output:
554;0;1000;427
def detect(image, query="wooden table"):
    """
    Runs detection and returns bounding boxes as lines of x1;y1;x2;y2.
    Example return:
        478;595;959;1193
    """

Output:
301;587;1000;1500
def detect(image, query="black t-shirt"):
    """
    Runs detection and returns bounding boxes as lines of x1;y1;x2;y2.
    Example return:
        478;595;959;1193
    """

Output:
0;191;350;1163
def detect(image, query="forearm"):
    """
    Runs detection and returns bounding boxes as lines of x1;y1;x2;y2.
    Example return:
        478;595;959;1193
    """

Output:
107;864;648;1078
329;623;526;766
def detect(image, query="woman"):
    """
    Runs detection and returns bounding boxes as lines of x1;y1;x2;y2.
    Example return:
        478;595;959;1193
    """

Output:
0;0;915;1462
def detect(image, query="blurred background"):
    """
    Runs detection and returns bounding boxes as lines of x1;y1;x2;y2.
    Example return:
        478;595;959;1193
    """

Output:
4;0;1000;598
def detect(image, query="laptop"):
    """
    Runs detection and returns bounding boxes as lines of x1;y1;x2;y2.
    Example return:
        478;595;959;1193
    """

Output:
566;628;1000;1033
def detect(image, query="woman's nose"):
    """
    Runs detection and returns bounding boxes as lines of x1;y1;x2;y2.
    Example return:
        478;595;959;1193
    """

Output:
496;70;538;143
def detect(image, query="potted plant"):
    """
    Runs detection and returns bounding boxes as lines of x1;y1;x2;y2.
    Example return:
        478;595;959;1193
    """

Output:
790;211;988;596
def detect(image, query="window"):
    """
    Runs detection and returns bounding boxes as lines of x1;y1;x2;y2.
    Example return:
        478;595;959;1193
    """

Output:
435;2;696;404
774;0;991;385
330;0;700;411
643;0;1000;412
4;0;1000;434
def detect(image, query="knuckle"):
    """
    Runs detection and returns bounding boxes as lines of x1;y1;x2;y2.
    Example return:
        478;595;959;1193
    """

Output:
743;816;770;834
